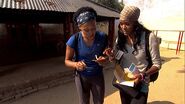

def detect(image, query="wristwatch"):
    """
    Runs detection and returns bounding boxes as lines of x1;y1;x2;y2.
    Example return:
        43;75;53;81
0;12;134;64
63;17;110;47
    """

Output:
140;72;147;80
143;72;147;79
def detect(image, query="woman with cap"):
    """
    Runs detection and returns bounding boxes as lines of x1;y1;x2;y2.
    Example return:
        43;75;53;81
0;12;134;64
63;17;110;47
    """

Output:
65;7;108;104
105;5;161;104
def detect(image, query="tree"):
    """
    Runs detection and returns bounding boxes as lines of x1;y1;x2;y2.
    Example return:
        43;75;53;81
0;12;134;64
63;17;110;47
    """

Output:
90;0;123;12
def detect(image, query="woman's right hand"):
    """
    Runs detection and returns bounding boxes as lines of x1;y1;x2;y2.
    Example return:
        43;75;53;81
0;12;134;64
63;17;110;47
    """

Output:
103;48;114;62
75;61;87;71
103;48;112;56
133;73;143;85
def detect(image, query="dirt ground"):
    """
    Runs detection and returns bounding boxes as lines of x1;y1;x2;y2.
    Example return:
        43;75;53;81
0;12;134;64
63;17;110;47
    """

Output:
9;48;184;104
104;48;185;104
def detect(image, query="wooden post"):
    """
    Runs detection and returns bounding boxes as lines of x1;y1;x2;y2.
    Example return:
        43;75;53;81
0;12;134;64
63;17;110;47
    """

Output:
64;13;72;42
108;18;115;48
176;31;184;55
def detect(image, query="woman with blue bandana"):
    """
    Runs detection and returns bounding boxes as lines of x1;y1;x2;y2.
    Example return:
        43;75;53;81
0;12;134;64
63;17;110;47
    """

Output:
65;7;108;104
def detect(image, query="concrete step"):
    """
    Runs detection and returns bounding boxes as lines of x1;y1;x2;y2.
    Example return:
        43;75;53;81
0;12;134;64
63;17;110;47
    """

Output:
0;70;74;104
0;59;115;104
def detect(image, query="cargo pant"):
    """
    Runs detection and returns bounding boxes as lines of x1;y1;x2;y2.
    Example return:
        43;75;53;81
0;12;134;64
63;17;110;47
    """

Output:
75;72;105;104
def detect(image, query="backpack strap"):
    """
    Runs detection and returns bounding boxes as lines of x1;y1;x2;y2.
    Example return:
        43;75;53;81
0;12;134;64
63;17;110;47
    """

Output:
145;32;153;68
104;34;108;49
74;32;79;62
74;32;79;74
145;32;159;82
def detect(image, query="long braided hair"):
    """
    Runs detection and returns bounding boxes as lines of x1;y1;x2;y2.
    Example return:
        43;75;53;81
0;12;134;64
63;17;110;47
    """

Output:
116;21;151;52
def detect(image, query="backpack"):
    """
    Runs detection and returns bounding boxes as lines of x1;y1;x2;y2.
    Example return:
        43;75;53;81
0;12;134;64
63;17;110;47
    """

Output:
145;33;159;82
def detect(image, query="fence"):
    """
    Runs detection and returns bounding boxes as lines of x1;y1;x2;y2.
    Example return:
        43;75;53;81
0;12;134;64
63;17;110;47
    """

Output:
152;30;184;55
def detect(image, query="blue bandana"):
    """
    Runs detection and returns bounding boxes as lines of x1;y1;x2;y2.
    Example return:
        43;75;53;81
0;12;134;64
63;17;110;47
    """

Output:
76;11;96;26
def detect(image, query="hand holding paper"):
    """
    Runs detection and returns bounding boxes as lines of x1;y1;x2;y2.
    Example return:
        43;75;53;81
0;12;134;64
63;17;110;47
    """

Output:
114;63;140;87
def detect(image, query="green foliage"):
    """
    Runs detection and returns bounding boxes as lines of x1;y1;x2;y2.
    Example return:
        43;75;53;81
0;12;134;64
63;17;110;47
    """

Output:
90;0;124;12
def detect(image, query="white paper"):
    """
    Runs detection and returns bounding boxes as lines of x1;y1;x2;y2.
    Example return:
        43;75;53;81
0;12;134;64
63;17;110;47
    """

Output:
119;81;134;87
114;64;135;87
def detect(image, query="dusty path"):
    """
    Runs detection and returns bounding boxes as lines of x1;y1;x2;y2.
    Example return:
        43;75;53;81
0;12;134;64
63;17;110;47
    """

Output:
104;48;185;104
8;48;184;104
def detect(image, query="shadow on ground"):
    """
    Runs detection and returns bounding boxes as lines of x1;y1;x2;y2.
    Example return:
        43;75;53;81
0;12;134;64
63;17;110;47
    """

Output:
161;56;180;64
176;65;185;73
148;101;175;104
0;66;21;77
103;69;119;97
161;56;185;73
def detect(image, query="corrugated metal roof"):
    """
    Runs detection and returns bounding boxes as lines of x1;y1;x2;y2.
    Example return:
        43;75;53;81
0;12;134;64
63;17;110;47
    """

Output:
0;0;75;12
0;0;119;18
71;0;119;18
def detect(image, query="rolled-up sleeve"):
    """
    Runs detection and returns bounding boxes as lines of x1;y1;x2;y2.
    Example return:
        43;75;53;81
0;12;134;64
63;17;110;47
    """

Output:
149;33;162;69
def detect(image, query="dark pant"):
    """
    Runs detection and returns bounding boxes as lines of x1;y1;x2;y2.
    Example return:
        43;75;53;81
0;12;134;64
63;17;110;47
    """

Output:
119;89;148;104
75;73;105;104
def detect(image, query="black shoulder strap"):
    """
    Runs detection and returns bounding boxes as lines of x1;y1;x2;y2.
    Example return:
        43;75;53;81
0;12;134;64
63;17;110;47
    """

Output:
74;32;79;61
104;34;109;50
145;32;159;82
145;33;152;68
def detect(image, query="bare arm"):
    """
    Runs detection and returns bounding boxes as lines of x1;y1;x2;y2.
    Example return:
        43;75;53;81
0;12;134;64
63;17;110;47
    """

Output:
65;45;76;70
65;45;86;71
